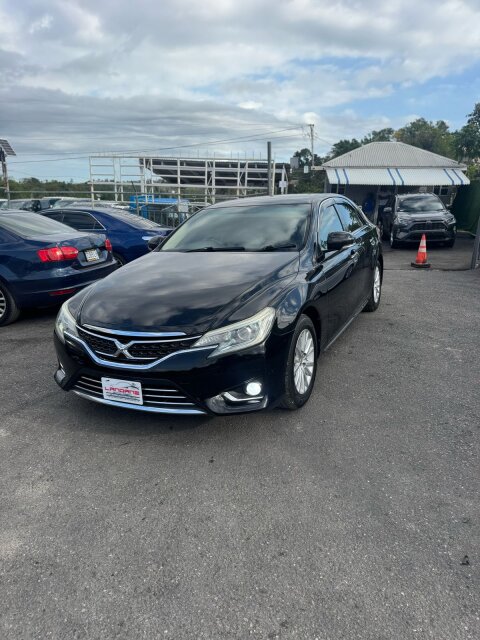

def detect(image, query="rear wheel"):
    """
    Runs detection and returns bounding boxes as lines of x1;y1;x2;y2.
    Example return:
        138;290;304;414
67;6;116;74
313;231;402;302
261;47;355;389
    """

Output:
0;282;20;327
363;261;382;312
113;252;126;266
280;315;317;410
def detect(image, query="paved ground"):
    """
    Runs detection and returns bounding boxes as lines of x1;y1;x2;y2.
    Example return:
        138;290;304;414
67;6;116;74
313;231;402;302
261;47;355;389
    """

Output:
383;232;475;271
1;261;479;639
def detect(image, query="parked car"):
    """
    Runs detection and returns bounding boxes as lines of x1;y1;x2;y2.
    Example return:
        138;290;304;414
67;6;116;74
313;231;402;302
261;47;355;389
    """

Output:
53;194;383;416
0;198;53;212
0;211;117;326
40;206;173;265
378;193;456;248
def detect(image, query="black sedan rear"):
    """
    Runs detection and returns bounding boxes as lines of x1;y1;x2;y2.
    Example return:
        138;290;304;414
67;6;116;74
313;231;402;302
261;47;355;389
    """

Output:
0;211;117;326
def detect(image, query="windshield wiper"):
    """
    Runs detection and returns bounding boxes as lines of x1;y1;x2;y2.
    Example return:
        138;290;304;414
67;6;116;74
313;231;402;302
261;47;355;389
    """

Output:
259;242;298;251
186;246;245;252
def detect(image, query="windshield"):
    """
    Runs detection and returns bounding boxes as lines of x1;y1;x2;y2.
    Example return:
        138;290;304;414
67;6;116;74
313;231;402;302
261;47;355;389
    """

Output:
161;203;311;252
0;212;81;237
398;196;445;213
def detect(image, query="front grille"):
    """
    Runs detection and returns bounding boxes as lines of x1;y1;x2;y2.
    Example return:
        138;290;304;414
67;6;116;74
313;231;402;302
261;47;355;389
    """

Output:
73;374;200;411
411;221;446;231
76;326;198;364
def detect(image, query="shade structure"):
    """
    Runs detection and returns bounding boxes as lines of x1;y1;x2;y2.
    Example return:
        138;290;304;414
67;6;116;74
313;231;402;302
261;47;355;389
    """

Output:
326;167;470;186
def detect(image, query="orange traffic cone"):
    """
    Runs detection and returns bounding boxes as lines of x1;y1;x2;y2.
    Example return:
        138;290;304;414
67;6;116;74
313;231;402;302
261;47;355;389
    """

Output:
411;233;430;269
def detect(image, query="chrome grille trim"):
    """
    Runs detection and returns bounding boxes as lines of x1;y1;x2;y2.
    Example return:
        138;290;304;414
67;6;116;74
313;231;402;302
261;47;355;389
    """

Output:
72;374;204;414
65;332;212;370
82;324;188;337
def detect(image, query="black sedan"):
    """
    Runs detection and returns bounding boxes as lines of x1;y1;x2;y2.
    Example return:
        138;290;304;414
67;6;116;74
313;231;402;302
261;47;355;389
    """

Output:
53;194;383;415
0;211;117;326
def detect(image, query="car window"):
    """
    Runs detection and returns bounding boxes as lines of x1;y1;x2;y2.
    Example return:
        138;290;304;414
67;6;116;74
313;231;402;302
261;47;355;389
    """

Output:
318;205;344;251
42;211;65;223
162;203;311;252
61;211;101;230
0;212;79;237
397;195;444;213
334;202;363;232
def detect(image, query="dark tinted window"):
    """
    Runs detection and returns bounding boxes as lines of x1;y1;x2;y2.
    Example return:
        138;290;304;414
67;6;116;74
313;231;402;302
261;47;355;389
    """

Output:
397;195;444;213
42;211;64;223
334;202;363;232
162;203;311;252
318;205;344;251
0;212;78;237
61;211;101;230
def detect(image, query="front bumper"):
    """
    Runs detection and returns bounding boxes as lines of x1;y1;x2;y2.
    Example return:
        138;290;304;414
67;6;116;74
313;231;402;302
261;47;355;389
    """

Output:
53;328;290;416
393;224;455;243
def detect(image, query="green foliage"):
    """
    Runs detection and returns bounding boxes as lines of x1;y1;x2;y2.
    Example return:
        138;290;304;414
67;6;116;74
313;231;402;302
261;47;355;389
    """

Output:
394;118;454;157
327;138;361;160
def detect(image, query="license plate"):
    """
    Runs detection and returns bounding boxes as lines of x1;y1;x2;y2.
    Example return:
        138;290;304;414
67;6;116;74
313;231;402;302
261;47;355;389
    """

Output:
85;249;100;262
101;377;143;405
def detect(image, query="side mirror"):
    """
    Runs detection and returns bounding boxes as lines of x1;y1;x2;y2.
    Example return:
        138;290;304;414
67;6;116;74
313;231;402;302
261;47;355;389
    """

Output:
327;231;355;252
383;206;392;214
147;235;166;251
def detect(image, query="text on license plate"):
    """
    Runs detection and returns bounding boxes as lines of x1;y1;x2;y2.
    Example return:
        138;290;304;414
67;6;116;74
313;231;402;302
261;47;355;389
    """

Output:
85;249;100;262
101;377;143;405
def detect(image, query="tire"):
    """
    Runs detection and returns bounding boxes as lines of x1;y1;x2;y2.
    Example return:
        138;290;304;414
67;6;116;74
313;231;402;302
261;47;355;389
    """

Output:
390;229;400;249
378;218;388;240
0;281;21;327
280;315;317;410
445;239;455;248
113;252;126;266
363;261;382;312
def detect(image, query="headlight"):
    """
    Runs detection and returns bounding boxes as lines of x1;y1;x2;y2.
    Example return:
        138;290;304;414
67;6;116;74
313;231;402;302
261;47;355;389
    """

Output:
55;301;78;343
193;307;276;357
396;216;409;225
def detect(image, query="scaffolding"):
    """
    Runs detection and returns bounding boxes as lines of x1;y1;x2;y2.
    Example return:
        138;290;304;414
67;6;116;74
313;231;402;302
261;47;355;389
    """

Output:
89;153;282;205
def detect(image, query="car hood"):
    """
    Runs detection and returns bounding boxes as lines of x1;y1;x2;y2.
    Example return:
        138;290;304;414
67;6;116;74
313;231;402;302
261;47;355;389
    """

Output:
78;251;299;334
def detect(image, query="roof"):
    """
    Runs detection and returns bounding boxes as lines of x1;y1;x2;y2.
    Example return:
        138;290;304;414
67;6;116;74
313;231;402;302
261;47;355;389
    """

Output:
209;194;332;208
322;141;467;170
326;167;470;187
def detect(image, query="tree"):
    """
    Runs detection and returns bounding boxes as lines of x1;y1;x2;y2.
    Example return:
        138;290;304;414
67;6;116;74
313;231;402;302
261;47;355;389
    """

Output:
395;118;455;157
454;103;480;162
361;128;395;144
327;138;361;160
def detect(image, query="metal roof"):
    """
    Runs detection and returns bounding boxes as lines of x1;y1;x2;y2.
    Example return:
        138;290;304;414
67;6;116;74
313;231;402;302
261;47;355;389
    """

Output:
326;167;470;186
322;142;467;170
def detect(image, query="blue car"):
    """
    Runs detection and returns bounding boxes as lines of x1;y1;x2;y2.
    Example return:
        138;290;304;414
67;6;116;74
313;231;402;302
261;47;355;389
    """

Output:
41;206;173;265
0;211;117;326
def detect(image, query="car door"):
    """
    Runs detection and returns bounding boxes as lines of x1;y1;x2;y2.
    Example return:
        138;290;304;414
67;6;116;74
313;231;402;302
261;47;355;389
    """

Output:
315;202;360;343
334;199;372;314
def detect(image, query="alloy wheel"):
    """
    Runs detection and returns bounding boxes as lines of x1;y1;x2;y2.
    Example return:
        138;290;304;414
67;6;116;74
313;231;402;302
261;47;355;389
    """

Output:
0;288;6;319
373;265;381;303
293;328;315;395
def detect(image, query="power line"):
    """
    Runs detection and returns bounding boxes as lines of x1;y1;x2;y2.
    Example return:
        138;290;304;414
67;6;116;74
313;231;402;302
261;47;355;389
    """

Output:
9;129;305;164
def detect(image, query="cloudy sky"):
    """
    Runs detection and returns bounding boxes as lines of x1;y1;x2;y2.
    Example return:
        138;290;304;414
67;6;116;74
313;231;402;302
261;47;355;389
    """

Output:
1;0;480;180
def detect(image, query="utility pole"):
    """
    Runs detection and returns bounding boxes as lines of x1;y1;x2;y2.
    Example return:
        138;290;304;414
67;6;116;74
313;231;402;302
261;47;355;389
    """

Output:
308;123;315;169
0;139;15;203
267;141;272;196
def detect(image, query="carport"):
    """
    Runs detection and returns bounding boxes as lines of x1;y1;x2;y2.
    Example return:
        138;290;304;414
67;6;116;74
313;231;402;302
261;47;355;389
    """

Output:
319;142;470;223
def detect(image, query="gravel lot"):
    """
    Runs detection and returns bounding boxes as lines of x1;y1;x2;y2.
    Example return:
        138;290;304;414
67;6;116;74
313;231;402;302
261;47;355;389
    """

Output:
1;258;479;639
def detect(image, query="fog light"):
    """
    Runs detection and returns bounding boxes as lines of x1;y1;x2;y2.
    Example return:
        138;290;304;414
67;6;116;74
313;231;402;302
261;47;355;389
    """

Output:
246;381;262;396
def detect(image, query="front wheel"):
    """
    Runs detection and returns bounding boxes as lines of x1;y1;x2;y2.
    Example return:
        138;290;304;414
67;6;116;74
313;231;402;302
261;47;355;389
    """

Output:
390;229;400;249
445;238;455;248
280;315;317;410
363;262;382;312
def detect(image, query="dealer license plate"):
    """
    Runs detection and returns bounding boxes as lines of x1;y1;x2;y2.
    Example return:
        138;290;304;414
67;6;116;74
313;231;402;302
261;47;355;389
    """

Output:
101;377;143;405
85;249;100;262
